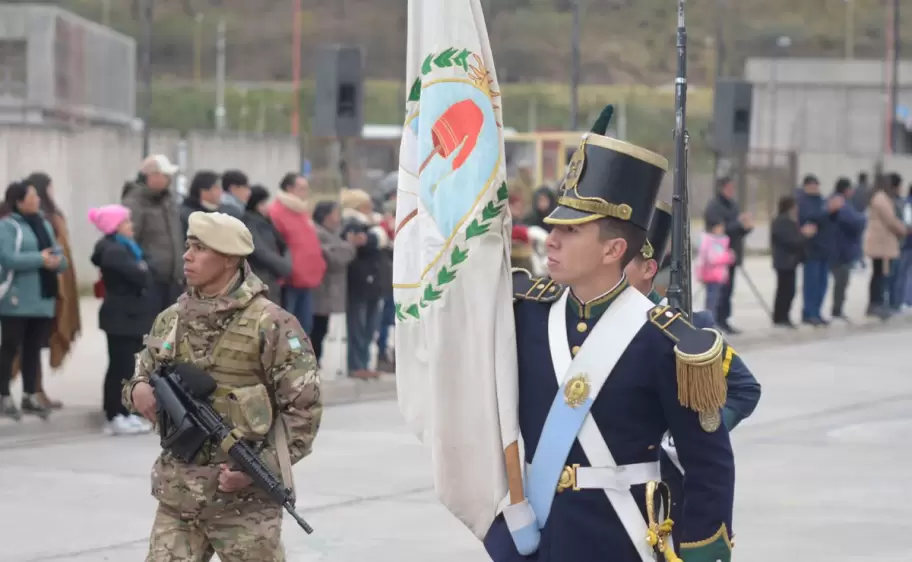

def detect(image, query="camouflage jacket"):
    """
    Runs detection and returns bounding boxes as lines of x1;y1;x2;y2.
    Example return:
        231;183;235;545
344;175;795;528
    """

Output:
122;266;322;514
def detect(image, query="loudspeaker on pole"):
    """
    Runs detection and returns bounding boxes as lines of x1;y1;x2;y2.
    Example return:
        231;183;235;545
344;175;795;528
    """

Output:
312;44;364;138
711;79;753;156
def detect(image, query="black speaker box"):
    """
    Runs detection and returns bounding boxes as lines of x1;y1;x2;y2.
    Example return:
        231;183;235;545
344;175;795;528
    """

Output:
312;45;364;138
712;79;753;155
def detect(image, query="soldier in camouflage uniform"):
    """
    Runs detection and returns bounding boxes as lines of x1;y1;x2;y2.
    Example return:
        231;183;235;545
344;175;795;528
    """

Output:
123;211;323;562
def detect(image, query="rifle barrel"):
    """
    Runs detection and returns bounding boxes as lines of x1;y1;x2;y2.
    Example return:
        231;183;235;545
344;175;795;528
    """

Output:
667;0;693;317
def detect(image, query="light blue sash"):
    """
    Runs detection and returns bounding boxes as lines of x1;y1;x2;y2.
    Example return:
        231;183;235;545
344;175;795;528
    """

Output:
526;287;651;529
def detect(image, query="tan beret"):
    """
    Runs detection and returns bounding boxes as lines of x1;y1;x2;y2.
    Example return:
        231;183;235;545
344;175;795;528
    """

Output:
187;211;254;257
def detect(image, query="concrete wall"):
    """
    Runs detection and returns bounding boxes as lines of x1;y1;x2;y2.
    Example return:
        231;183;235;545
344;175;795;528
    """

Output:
745;58;912;155
0;125;299;286
184;132;301;188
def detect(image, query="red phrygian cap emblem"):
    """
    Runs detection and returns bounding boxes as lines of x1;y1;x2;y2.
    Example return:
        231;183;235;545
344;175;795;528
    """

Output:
419;99;483;173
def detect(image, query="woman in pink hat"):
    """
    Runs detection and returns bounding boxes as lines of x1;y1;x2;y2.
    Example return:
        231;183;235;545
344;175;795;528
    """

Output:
88;204;157;436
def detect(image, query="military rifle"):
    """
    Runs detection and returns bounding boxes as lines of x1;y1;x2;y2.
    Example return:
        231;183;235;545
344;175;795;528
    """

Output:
665;0;693;317
150;363;314;534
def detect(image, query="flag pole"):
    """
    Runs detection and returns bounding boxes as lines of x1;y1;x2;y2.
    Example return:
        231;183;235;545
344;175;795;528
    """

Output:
504;442;524;504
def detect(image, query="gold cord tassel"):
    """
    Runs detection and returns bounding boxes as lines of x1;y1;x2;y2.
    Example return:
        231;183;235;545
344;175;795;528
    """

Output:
673;331;726;413
646;481;682;561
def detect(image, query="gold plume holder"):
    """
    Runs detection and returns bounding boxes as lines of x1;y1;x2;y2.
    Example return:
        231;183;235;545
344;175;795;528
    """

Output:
645;480;682;562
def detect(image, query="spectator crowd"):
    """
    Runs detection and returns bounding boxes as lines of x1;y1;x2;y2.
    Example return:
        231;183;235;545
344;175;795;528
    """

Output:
0;155;396;435
2;155;910;436
700;170;912;333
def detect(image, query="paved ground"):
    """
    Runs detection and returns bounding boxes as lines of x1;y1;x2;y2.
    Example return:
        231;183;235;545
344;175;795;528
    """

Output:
1;325;909;561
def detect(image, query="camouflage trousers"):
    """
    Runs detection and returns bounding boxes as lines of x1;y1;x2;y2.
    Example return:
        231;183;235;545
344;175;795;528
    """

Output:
145;501;285;562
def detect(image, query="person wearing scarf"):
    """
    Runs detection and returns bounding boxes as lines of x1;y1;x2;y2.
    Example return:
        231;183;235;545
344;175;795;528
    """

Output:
89;204;157;435
12;171;81;410
0;181;67;420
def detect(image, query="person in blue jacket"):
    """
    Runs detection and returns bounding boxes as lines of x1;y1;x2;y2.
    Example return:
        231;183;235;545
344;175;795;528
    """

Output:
625;201;762;552
796;174;845;325
828;177;867;320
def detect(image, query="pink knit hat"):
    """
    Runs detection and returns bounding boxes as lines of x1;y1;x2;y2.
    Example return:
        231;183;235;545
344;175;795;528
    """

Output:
88;204;131;235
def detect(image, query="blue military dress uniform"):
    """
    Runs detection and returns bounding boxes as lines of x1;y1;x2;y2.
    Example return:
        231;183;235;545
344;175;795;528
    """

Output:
485;106;735;562
642;202;761;555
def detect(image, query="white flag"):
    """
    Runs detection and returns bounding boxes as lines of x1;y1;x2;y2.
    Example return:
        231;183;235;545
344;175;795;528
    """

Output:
394;0;519;539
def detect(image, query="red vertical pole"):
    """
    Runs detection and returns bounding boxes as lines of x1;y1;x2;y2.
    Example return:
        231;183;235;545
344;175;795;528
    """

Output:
885;0;896;154
291;0;302;136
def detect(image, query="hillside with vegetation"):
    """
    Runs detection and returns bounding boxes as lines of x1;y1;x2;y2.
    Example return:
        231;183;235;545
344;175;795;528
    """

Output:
33;0;909;85
10;0;909;153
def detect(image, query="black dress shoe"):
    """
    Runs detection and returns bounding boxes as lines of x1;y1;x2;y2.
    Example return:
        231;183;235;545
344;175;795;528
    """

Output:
717;322;741;335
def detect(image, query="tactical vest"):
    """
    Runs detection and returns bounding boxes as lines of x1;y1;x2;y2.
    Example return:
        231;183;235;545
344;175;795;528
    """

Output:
155;293;297;495
160;296;277;463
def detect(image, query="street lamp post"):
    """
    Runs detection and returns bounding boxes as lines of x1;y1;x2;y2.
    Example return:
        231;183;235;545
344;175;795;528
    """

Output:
291;0;302;137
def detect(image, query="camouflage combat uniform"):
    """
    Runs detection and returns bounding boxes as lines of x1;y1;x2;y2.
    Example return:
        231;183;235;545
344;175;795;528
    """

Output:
123;266;323;562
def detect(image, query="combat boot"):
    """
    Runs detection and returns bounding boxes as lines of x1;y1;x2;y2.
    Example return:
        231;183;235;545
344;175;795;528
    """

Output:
20;394;50;420
1;396;21;421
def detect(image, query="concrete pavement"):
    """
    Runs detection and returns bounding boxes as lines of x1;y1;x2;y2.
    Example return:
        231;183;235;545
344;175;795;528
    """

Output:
0;253;904;440
0;326;909;561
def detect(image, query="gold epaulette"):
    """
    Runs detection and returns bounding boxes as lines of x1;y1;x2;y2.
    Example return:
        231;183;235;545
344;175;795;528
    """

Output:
512;268;564;303
648;305;727;426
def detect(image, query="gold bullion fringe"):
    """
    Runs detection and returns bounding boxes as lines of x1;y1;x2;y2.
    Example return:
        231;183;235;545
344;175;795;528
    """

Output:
673;331;726;413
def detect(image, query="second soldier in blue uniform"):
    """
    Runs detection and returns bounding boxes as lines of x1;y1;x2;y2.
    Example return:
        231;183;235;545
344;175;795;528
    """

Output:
484;107;736;562
626;201;762;552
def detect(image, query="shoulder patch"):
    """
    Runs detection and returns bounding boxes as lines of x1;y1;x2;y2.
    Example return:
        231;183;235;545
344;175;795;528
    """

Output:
647;305;721;354
512;267;564;303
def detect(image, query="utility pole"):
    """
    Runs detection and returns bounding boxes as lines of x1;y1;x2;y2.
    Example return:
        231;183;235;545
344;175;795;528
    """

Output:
714;0;726;78
215;18;226;132
569;0;581;130
194;13;204;87
140;0;153;157
712;0;726;179
101;0;111;27
844;0;855;59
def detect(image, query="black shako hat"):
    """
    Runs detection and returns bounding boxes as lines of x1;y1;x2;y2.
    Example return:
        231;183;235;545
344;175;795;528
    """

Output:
544;105;668;230
641;200;672;261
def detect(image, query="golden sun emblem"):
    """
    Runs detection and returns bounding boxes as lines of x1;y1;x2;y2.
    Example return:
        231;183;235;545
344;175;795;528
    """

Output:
561;144;586;194
468;54;502;123
564;374;591;408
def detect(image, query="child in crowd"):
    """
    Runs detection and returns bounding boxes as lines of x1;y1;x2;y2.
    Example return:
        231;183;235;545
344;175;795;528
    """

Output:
696;219;736;320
